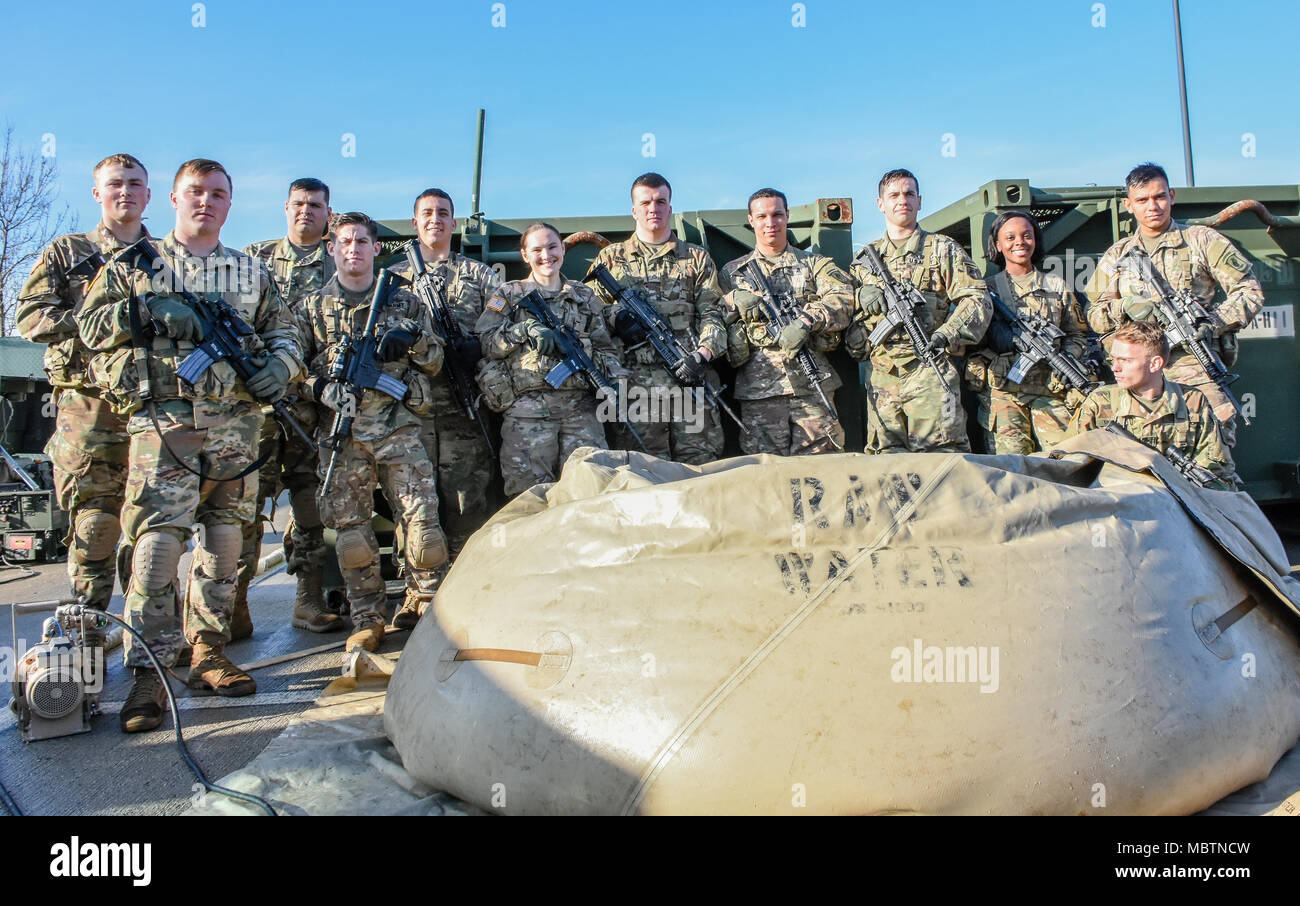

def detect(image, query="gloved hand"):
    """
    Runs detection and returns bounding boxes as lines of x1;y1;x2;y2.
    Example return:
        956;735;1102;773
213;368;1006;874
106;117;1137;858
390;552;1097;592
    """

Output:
612;308;648;346
928;332;950;354
451;334;483;369
672;351;706;386
778;318;812;356
731;289;763;318
377;318;422;363
857;285;886;317
246;354;291;401
528;324;559;357
1194;322;1216;344
1122;296;1155;322
317;381;358;414
148;296;204;342
984;320;1016;355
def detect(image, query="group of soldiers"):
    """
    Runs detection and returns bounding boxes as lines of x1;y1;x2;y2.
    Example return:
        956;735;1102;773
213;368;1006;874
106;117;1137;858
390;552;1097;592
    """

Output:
15;155;1262;734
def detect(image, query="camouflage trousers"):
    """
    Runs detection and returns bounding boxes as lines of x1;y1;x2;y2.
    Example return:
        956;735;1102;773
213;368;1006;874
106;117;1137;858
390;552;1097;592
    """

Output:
607;364;724;465
1166;353;1238;447
236;398;325;599
119;399;262;667
46;387;129;611
317;426;443;624
415;407;494;557
864;357;969;453
738;393;844;456
976;387;1073;455
499;391;607;497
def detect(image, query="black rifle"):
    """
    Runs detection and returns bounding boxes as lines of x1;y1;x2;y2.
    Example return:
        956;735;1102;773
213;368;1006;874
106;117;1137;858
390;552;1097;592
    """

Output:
1105;422;1217;488
1121;245;1248;425
988;291;1098;394
515;289;647;452
321;269;410;490
122;237;316;452
401;241;495;456
585;264;745;433
853;243;952;393
738;259;842;447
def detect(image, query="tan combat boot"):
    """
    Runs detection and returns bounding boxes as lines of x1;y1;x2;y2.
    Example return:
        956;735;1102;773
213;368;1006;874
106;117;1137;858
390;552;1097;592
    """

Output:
391;594;422;631
120;668;168;733
188;632;257;697
291;571;343;632
229;595;254;642
346;615;386;653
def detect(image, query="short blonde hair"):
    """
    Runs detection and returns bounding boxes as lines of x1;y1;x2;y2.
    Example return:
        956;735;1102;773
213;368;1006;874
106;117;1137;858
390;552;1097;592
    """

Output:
1112;320;1170;360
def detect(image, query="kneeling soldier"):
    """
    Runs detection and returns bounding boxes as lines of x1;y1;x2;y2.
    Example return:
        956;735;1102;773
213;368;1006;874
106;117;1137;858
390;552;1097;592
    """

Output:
299;213;449;647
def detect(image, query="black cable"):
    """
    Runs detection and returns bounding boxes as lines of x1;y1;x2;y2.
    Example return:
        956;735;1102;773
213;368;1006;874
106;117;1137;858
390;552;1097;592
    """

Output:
83;606;277;816
0;777;21;816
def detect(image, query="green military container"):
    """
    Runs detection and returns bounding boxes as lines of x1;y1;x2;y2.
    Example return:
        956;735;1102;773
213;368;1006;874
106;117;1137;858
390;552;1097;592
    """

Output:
920;180;1300;505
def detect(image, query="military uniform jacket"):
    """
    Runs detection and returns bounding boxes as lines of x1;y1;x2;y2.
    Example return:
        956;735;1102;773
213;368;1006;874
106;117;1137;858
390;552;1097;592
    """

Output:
298;275;443;443
16;222;151;390
476;278;617;398
850;229;993;372
720;246;853;400
591;234;727;365
77;231;304;416
971;268;1089;396
1068;380;1235;486
243;237;336;309
1085;222;1264;337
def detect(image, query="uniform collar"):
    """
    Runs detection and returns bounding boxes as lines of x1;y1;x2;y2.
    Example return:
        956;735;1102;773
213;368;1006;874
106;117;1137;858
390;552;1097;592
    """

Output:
880;229;926;258
1116;379;1186;425
274;236;328;264
94;221;149;253
625;233;685;261
161;230;228;260
1130;222;1188;254
742;245;802;269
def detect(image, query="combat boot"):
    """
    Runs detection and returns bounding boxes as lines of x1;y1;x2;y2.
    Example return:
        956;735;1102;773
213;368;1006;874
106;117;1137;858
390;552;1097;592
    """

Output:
291;571;342;633
229;596;254;642
120;668;168;733
392;595;423;631
346;615;386;653
188;633;257;697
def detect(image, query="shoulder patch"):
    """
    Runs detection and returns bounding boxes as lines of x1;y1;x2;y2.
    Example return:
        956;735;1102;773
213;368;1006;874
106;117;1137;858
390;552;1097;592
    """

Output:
486;293;507;313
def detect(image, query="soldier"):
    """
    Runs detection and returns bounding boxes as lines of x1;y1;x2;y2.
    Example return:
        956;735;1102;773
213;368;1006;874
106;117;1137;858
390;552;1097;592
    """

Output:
1084;162;1264;446
589;172;727;464
16;154;152;649
719;188;854;455
474;222;620;493
238;178;338;635
78;159;303;731
967;211;1091;454
1067;320;1236;489
299;212;448;649
389;188;500;614
846;169;992;453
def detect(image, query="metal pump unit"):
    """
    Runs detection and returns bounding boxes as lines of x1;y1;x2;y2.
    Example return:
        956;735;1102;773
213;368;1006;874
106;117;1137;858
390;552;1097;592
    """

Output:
8;598;105;742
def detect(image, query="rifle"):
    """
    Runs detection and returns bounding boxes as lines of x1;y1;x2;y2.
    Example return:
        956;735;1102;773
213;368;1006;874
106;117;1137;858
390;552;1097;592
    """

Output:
853;243;952;393
1105;422;1217;488
0;443;41;491
1121;245;1248;425
585;264;746;433
321;269;410;490
515;289;647;452
737;259;842;447
122;237;316;452
988;291;1098;394
401;241;495;456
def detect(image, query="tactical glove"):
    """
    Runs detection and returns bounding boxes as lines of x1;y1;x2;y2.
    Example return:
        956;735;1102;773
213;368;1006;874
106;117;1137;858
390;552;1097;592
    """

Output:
731;289;763;318
377;318;422;363
672;351;706;386
928;332;950;354
148;296;204;342
857;285;886;317
1194;322;1216;344
246;354;291;402
778;319;812;356
984;320;1017;355
612;308;649;346
317;380;358;414
1121;296;1155;322
528;325;560;358
451;334;483;369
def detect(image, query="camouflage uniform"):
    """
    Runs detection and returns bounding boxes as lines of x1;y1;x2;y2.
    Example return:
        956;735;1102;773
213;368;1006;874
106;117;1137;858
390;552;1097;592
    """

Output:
719;247;854;455
590;235;727;464
298;275;446;624
15;223;144;617
237;238;333;604
77;233;303;667
1066;380;1237;489
966;269;1090;454
390;252;500;556
1084;222;1264;445
846;230;992;453
475;278;618;495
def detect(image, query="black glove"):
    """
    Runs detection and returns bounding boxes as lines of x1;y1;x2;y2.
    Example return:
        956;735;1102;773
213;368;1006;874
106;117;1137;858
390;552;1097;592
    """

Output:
928;332;949;354
529;326;559;357
246;354;291;401
985;320;1016;355
672;351;706;386
148;296;204;342
451;334;483;368
857;285;886;317
377;318;421;363
612;308;649;346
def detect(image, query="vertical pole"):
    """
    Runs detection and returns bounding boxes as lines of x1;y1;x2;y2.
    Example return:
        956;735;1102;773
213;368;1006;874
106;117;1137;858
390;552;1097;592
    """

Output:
471;108;485;216
1173;0;1195;186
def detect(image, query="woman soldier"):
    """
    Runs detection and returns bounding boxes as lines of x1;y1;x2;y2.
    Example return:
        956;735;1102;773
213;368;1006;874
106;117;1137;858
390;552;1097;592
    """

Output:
966;211;1092;454
474;222;621;494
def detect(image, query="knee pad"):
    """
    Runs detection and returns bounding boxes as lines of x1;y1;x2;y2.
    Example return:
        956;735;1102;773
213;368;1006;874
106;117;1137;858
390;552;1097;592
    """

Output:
133;531;184;595
197;522;243;576
73;511;120;564
335;525;377;571
407;520;448;570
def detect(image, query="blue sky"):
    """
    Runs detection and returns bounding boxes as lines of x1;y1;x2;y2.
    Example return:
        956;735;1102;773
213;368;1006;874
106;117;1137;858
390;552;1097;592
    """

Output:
5;0;1295;246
